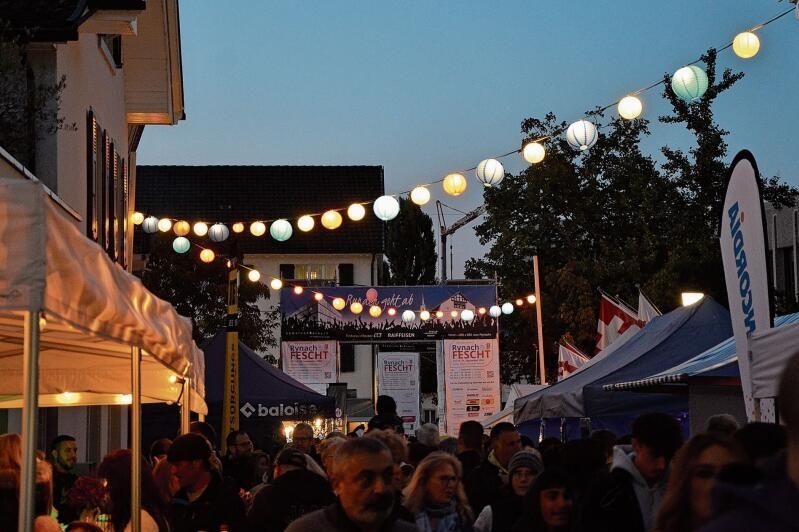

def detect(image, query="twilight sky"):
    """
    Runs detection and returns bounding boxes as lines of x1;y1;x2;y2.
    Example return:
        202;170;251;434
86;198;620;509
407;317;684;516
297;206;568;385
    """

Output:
137;1;799;279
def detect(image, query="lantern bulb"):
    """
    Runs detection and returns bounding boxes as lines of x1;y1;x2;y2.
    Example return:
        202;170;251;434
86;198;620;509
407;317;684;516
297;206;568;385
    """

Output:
193;222;209;237
410;186;431;205
373;196;400;221
566;120;598;150
732;31;760;59
199;249;215;263
522;142;546;164
402;310;416;323
247;270;261;282
617;95;643;120
157;218;173;232
442;173;467;196
232;222;245;233
269;219;293;241
297;215;315;232
131;212;144;225
269;278;283;290
250;221;267;237
321;210;343;230
671;65;709;102
172;236;191;254
332;297;346;311
501;302;514;315
475;159;504;187
347;203;366;221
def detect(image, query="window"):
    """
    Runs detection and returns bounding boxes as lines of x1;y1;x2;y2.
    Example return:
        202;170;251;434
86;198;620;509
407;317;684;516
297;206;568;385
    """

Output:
98;34;122;68
340;344;354;372
295;264;337;281
338;263;354;285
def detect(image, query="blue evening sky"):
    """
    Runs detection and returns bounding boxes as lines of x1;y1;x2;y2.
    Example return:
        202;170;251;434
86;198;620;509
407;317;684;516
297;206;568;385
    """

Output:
137;1;799;279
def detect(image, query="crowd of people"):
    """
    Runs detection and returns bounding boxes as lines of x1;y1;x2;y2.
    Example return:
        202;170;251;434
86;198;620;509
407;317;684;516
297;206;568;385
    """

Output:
2;352;799;531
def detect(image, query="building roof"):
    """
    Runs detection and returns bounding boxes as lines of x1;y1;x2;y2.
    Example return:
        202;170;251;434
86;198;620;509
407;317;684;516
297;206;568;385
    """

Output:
135;165;385;255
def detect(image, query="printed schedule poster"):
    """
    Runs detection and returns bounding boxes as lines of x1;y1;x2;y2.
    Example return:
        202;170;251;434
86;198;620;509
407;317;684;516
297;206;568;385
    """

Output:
443;339;500;435
377;352;420;434
281;341;338;387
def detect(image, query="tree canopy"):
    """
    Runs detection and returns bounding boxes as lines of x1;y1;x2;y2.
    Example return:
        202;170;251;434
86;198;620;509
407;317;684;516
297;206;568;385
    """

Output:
383;196;438;285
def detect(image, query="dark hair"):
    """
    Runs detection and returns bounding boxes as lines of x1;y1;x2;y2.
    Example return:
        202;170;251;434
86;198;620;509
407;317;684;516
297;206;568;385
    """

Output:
516;468;574;532
97;449;169;532
50;434;76;452
458;421;484;451
226;430;248;448
489;422;517;442
734;422;787;463
65;523;104;532
189;421;218;449
148;438;172;463
376;395;398;415
631;412;683;460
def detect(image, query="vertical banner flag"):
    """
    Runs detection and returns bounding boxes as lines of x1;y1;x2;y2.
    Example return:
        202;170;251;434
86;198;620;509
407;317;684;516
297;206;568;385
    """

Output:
442;339;501;436
637;290;662;322
595;293;643;353
281;340;338;394
377;352;421;435
557;342;590;381
719;150;774;421
223;268;240;437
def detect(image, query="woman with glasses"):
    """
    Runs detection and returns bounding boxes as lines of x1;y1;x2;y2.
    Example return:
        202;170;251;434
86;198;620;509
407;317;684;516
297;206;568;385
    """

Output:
402;451;473;532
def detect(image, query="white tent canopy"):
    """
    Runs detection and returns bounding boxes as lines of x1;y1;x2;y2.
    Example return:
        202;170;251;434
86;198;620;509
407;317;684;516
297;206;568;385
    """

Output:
749;320;799;400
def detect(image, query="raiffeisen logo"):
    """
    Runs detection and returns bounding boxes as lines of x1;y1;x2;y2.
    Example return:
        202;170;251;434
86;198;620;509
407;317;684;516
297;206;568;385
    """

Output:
239;401;319;418
727;201;756;334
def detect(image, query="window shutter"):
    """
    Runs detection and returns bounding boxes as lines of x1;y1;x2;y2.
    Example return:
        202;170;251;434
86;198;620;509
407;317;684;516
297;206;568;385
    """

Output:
279;264;295;280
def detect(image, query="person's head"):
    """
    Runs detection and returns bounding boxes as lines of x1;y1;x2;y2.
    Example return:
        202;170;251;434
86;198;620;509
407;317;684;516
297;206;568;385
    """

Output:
188;421;218;451
655;433;744;532
415;423;440;448
317;436;346;474
252;450;271;483
589;429;617;466
35;458;54;516
508;449;544;497
0;433;22;474
97;448;166;532
733;421;787;465
457;421;484;453
403;451;473;523
365;429;409;491
630;412;683;485
527;468;574;532
226;430;254;458
65;523;104;532
273;448;308;479
376;395;398;415
152;457;180;505
489;422;522;469
704;414;740;438
329;437;396;530
167;432;213;491
149;438;172;465
291;423;315;454
49;435;77;473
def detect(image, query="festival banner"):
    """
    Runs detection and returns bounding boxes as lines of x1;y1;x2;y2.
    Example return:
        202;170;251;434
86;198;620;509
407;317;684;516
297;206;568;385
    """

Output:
442;339;501;436
281;340;338;391
719;150;774;421
377;352;421;434
280;285;498;341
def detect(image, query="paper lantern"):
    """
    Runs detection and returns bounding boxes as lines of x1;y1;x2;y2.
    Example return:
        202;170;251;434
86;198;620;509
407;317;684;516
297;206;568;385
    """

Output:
250;221;266;237
208;223;230;242
671;65;708;102
314;292;324;301
501;302;514;315
402;310;416;322
566;120;598;150
294;286;304;295
142;216;159;234
269;219;292;241
478;307;486;315
475;159;504;187
442;173;467;196
247;270;261;282
366;288;378;303
199;249;215;263
420;310;431;321
373;195;400;221
270;278;283;290
232;222;245;233
732;31;760;59
157;218;172;232
410;186;431;205
321;210;343;230
333;298;346;311
172;237;190;254
489;305;502;317
297;215;315;232
516;299;524;306
369;305;382;318
347;203;366;221
131;212;144;225
617;95;643;120
522;142;546;164
193;222;209;237
527;295;537;304
461;309;475;321
173;220;191;236
350;301;363;314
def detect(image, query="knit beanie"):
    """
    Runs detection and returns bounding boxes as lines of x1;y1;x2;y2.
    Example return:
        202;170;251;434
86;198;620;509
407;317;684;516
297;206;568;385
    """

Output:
508;449;543;476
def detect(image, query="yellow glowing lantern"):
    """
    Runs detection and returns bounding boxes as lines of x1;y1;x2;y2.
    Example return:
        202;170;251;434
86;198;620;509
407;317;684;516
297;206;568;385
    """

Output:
733;31;760;59
347;203;366;221
332;298;346;310
232;222;245;233
131;212;145;225
410;186;431;205
173;220;191;236
522;142;546;164
270;278;283;290
321;210;343;230
369;305;382;318
314;292;324;301
387;308;397;316
527;295;537;304
157;218;173;232
516;299;524;306
617;95;643;120
436;311;444;319
294;286;304;295
193;222;209;237
350;301;363;314
420;310;431;321
199;249;215;263
442;173;467;196
250;221;267;237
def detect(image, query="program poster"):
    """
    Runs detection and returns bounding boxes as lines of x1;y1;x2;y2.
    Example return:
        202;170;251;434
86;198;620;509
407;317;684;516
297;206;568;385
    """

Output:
281;340;337;392
377;352;420;435
443;339;500;435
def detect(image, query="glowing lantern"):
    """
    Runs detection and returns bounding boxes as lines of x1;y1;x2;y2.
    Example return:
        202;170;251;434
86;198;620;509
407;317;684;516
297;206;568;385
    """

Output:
732;31;760;59
321;210;343;230
199;249;215;263
250;221;266;237
402;310;416;322
566;120;598;150
269;219;292;241
522;142;546;164
297;215;315;232
489;305;502;317
442;173;467;196
461;309;475;321
247;270;261;282
478;307;486;315
527;295;537;304
369;305;382;318
232;222;245;233
333;298;346;310
617;95;643;120
671;65;708;102
209;223;229;242
193;222;209;237
142;216;159;234
350;301;363;314
314;292;324;301
373;196;400;221
387;308;397;316
158;218;172;232
410;186;431;205
501;302;514;315
475;158;504;187
131;212;144;225
270;278;283;290
420;310;431;321
347;203;366;221
366;288;378;303
437;311;445;319
294;286;304;295
450;310;459;318
173;220;191;236
516;299;524;306
172;237;190;254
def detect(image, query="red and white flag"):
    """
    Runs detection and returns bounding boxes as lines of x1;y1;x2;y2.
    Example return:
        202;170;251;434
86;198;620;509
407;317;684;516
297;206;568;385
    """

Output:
557;342;590;381
637;289;661;322
595;293;644;354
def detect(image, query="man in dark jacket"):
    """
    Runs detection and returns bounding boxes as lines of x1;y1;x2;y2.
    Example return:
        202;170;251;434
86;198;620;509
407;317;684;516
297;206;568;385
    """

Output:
465;422;522;513
456;420;484;479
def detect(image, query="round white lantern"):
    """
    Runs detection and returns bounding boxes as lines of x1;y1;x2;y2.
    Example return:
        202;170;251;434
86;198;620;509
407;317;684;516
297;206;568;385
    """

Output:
269;278;283;290
250;221;266;237
671;65;708;102
489;305;502;318
347;203;366;221
402;310;416;323
442;173;467;196
410;186;431;205
157;218;172;232
732;31;760;59
270;219;293;241
142;216;159;234
419;310;431;321
193;222;209;237
566;120;598;150
522;142;546;164
297;215;315;232
321;210;343;230
172;237;190;254
475;159;504;187
501;302;514;315
208;223;230;242
373;195;400;221
617;95;643;120
247;270;261;282
461;309;475;321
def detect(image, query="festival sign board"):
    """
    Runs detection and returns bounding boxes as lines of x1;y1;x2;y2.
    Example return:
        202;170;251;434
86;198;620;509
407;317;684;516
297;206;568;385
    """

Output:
281;340;338;393
442;338;501;436
280;285;498;342
377;352;421;435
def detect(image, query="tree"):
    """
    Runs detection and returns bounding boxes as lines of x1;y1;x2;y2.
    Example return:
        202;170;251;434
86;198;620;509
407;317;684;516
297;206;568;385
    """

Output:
140;233;279;355
384;196;438;285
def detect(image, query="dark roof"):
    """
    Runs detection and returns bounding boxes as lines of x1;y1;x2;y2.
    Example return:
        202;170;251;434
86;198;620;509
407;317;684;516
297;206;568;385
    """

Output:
0;0;145;42
135;165;385;255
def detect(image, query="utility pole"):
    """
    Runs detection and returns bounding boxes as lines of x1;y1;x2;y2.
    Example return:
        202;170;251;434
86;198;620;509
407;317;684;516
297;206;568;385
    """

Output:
436;201;485;284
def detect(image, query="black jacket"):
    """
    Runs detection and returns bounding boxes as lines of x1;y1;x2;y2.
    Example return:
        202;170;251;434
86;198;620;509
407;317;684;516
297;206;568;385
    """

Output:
465;460;504;515
171;473;246;532
246;469;336;532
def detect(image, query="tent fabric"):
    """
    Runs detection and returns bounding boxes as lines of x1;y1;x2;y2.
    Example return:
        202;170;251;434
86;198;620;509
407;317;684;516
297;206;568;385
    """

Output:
750;318;799;399
481;384;546;430
0;177;205;411
514;298;732;428
203;331;335;417
603;312;799;391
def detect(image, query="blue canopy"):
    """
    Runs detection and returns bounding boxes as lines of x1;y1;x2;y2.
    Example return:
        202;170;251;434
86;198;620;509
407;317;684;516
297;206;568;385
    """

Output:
514;297;732;437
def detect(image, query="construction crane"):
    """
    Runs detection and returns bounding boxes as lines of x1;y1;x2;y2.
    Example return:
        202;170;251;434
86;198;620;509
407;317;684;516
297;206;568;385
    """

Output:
436;200;486;284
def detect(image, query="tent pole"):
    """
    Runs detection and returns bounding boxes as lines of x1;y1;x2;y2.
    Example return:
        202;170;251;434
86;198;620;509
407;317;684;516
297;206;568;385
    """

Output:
18;310;40;532
533;256;545;384
131;346;142;532
181;377;191;434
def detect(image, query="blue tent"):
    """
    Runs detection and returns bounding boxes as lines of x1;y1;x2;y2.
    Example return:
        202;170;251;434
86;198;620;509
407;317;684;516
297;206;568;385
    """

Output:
514;297;732;438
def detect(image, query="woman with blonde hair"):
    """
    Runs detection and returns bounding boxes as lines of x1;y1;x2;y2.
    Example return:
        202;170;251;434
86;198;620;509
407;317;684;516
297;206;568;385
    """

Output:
403;451;473;532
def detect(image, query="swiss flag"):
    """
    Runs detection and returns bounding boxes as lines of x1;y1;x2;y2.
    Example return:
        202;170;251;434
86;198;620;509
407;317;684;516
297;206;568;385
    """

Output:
557;342;590;381
595;293;644;354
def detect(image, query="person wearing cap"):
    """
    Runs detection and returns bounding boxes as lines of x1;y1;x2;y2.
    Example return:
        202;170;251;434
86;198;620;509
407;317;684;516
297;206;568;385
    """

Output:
245;447;336;532
168;432;246;532
465;422;522;514
473;449;543;532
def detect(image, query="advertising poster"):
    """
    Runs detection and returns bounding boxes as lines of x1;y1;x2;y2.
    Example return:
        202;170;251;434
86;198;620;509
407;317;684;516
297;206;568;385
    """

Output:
443;339;501;435
377;352;420;434
281;340;338;391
